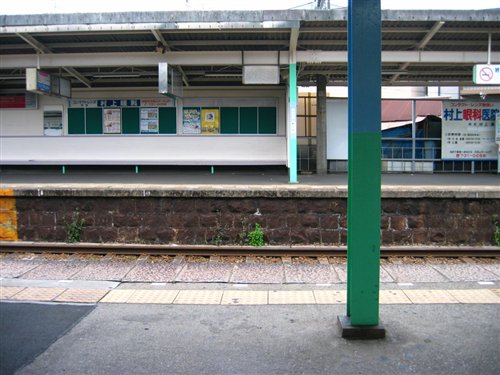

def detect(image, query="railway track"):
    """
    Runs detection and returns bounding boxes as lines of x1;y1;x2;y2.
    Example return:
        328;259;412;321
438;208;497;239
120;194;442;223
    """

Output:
1;241;498;258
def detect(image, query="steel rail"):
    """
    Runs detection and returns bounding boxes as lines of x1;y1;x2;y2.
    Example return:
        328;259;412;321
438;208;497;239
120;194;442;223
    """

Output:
0;241;498;258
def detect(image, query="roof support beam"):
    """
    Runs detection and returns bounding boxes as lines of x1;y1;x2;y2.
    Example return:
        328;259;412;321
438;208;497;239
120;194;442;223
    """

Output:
389;21;445;84
2;50;499;69
16;32;92;88
63;67;91;88
16;33;51;53
416;21;445;50
151;29;190;87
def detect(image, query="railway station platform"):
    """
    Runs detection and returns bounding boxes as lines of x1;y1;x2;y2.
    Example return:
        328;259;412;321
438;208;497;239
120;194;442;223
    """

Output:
1;167;499;247
1;253;499;375
1;165;499;187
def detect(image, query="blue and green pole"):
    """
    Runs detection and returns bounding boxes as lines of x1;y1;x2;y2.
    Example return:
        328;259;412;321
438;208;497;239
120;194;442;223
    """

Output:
345;0;383;328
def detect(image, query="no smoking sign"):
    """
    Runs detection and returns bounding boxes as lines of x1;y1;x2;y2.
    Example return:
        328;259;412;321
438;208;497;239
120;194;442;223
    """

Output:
473;64;500;84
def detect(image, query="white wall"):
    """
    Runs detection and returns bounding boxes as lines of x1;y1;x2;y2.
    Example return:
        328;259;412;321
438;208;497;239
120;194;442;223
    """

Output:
0;87;287;165
1;136;286;165
326;99;348;160
0;95;67;136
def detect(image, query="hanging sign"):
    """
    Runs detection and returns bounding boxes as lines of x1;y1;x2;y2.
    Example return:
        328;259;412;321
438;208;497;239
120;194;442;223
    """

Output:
442;101;499;160
473;64;500;85
26;68;71;98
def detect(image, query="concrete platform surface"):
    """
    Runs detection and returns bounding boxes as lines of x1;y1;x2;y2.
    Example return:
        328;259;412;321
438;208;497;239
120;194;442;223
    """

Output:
1;166;499;187
2;302;498;375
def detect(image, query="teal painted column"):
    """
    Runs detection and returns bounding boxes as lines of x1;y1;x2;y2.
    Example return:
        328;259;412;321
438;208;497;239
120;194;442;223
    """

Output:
288;63;298;184
346;0;382;326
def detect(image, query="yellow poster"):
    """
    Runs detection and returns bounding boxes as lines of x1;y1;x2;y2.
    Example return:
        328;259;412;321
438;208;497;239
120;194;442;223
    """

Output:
201;108;220;134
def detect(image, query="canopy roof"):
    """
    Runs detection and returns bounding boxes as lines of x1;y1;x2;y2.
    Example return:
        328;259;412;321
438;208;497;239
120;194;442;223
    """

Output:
1;9;499;92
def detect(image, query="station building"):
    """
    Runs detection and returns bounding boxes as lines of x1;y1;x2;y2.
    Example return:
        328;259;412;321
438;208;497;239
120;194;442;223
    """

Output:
1;9;499;180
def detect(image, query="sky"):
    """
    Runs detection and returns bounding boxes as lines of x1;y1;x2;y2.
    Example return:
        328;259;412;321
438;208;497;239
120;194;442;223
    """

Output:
1;0;499;14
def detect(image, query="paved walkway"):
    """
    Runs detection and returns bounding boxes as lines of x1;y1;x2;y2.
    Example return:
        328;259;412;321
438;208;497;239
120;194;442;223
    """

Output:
2;253;499;375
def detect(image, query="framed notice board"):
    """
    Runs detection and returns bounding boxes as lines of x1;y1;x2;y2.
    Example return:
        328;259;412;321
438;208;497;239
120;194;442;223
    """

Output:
220;107;239;134
239;107;258;134
122;107;140;134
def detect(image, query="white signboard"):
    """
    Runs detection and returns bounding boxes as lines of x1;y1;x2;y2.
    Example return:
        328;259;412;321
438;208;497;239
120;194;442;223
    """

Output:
243;65;280;85
473;64;500;85
326;99;348;160
69;98;170;108
496;113;500;144
442;101;499;160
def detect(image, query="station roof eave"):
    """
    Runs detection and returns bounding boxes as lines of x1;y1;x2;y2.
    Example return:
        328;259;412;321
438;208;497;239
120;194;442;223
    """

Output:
0;9;499;93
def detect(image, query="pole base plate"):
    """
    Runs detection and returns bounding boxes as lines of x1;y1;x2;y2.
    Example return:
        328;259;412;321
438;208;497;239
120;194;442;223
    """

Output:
337;315;386;340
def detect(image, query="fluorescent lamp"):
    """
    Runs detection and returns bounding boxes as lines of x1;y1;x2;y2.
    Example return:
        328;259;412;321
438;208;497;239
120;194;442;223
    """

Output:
0;76;24;80
205;73;242;77
93;73;142;78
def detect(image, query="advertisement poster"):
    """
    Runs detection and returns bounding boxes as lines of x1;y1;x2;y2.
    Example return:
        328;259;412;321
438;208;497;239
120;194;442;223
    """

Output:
441;101;499;160
140;107;159;134
103;108;121;134
43;110;63;136
183;107;201;134
201;108;220;134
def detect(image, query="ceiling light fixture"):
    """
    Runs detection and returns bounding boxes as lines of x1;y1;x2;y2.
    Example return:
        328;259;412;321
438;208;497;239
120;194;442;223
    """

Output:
93;73;142;78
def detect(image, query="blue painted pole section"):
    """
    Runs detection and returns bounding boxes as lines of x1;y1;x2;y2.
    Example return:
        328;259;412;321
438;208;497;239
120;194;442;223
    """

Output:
346;0;382;326
289;63;298;184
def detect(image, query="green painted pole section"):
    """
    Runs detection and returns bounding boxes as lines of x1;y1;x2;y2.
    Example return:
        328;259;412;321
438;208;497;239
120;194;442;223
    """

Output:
62;165;66;175
346;0;382;326
135;165;139;174
288;63;298;184
211;166;215;174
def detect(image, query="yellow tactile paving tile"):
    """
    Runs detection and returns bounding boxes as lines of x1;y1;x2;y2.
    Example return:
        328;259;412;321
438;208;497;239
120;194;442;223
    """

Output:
100;289;136;303
313;290;347;304
379;290;412;304
54;289;109;303
0;286;25;299
447;289;500;304
269;290;316;304
9;287;66;302
174;290;223;304
2;287;499;305
126;290;179;304
221;290;268;305
403;289;459;304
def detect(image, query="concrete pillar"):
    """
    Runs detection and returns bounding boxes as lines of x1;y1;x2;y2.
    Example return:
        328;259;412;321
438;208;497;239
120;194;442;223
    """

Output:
316;75;328;174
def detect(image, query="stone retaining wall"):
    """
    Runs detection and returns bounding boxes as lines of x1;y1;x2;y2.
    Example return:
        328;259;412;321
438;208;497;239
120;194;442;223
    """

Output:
10;187;500;246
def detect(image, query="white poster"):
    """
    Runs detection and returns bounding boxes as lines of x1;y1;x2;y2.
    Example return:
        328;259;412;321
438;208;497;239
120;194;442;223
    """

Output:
442;101;499;160
140;108;159;134
43;110;63;136
103;108;121;134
